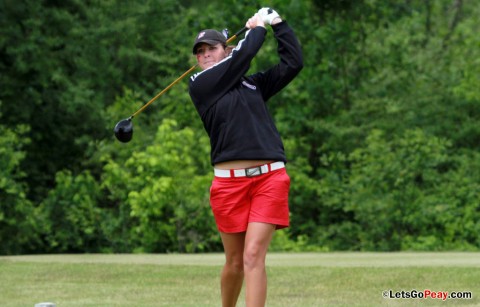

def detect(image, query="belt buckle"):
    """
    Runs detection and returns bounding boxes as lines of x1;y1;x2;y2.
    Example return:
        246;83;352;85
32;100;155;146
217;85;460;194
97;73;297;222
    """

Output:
245;166;262;177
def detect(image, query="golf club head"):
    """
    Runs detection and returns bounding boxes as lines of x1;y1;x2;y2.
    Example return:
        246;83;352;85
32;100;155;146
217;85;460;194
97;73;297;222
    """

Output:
114;118;133;143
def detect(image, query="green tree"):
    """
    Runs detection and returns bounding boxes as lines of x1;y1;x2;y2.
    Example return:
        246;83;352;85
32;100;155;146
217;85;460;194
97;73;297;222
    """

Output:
0;108;39;254
284;0;480;250
2;0;480;253
101;118;217;252
0;0;188;201
38;170;103;252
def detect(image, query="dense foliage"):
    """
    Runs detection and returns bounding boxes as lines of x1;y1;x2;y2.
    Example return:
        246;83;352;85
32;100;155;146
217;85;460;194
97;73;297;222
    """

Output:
1;0;479;254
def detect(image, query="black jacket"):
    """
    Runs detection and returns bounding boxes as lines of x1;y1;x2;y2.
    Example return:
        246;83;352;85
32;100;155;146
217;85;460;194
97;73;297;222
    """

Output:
189;22;303;165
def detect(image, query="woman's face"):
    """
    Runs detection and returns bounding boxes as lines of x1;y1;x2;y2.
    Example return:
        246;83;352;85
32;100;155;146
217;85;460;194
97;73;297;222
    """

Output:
195;43;227;70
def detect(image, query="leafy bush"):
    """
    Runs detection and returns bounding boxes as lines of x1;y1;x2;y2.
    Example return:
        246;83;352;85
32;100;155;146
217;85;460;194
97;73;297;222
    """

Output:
0;119;40;254
38;170;102;252
101;119;218;253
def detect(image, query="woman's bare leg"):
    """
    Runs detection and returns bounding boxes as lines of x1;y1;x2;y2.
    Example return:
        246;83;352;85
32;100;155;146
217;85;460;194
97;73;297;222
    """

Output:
220;231;246;307
243;222;276;307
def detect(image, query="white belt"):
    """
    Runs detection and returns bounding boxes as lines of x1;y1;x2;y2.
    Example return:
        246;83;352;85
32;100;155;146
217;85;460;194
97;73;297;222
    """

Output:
214;161;285;178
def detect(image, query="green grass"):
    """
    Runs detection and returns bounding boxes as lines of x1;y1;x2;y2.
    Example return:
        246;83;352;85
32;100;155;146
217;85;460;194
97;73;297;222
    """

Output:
0;253;479;306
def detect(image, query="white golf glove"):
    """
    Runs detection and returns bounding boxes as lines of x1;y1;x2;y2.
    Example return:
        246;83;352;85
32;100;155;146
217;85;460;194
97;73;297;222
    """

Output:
257;7;280;25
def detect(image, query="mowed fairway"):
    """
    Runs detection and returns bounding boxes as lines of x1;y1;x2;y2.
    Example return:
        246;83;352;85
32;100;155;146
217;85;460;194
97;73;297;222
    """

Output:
0;253;479;306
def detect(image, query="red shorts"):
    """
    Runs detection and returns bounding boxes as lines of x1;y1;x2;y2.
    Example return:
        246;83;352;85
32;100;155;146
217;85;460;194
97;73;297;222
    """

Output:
210;167;290;233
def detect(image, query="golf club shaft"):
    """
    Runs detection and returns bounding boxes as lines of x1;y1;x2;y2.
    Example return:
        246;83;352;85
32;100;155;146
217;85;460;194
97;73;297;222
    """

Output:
130;65;196;119
129;27;248;119
226;26;249;44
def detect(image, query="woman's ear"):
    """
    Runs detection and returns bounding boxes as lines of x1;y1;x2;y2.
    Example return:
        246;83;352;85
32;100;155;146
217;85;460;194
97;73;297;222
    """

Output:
225;45;235;56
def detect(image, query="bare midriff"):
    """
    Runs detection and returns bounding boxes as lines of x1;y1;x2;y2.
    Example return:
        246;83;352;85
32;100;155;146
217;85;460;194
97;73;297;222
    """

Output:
214;160;275;170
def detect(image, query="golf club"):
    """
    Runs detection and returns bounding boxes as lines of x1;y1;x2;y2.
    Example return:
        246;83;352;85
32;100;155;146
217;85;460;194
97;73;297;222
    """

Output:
114;26;248;143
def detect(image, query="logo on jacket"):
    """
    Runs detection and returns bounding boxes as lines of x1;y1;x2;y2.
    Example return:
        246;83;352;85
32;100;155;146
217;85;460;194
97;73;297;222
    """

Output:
242;81;257;90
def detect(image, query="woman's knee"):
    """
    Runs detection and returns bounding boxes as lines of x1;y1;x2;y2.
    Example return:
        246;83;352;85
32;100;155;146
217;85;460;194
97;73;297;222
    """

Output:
243;244;266;271
225;254;244;273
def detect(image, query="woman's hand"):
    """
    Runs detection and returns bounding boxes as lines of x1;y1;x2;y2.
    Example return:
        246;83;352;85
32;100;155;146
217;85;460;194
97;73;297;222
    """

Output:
257;8;282;25
245;13;265;29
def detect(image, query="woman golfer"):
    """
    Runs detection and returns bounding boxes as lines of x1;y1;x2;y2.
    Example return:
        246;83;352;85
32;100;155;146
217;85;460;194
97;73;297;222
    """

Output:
188;8;303;307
